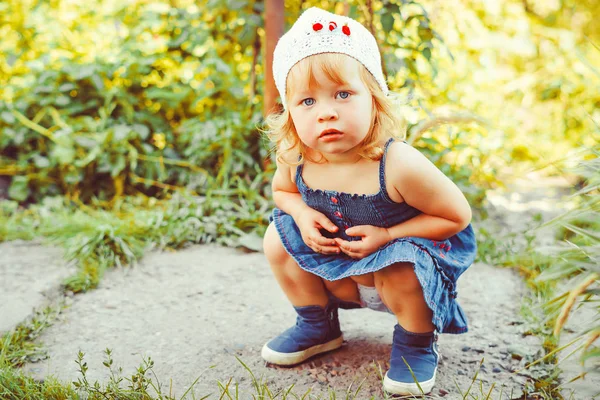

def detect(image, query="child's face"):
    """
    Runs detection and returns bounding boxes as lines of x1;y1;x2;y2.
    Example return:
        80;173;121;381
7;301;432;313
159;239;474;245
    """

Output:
287;56;373;160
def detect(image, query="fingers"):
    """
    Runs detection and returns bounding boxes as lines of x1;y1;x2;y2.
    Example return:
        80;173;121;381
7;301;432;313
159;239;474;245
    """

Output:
345;225;366;237
335;238;362;252
307;237;339;254
334;238;363;258
311;244;341;255
339;247;362;259
306;226;337;247
307;229;339;254
317;216;338;233
313;235;337;247
308;228;337;247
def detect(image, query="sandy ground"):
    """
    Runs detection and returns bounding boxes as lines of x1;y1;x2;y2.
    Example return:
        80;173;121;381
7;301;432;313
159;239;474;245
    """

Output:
1;177;598;399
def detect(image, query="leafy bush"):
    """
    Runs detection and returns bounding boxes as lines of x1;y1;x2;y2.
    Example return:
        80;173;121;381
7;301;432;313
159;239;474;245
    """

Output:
0;0;265;202
538;143;599;371
0;0;496;209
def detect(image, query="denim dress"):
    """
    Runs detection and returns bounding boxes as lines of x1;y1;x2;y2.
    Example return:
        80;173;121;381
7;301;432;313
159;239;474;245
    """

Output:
271;138;477;334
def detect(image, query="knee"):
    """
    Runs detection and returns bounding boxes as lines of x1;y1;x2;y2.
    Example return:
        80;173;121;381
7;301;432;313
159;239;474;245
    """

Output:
375;262;422;295
263;222;290;266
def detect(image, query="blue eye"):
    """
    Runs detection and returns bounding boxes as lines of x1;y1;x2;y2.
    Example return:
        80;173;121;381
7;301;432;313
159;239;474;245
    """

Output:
302;98;315;106
336;91;350;99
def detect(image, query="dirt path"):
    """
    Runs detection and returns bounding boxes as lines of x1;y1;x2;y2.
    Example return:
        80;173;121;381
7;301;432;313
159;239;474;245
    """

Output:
2;178;598;399
0;240;74;333
13;244;535;399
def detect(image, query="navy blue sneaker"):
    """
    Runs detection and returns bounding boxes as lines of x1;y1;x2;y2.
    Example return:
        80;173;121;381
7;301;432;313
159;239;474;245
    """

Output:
261;303;343;366
383;324;439;395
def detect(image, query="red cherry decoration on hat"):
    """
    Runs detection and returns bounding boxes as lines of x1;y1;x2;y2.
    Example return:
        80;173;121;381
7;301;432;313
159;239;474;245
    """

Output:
329;21;337;31
312;23;323;31
342;24;350;35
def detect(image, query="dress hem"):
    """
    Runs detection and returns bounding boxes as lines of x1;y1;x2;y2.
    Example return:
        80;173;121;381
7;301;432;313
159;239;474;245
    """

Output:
273;208;468;335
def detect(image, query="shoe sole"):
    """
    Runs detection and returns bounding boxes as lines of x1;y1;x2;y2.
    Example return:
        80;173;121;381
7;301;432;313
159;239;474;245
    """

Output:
383;369;436;395
261;336;343;366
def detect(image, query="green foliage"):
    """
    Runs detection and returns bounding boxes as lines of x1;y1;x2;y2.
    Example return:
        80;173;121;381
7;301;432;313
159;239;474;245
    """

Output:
70;349;183;400
1;0;598;206
0;370;75;400
421;0;600;169
0;347;570;399
536;143;600;371
0;192;270;293
0;0;500;207
0;0;265;202
0;307;58;369
476;139;600;391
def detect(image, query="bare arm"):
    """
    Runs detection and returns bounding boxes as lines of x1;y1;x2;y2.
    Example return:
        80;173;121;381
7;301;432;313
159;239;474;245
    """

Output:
272;158;339;253
271;159;311;220
385;142;472;241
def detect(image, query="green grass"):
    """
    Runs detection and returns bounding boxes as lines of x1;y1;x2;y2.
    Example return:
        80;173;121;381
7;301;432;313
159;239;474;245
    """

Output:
475;144;600;398
0;347;569;400
0;306;60;369
475;215;575;398
0;369;75;400
0;192;270;293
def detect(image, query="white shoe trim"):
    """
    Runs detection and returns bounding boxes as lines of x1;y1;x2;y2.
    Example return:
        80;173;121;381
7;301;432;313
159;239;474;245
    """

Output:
383;368;437;395
261;335;343;366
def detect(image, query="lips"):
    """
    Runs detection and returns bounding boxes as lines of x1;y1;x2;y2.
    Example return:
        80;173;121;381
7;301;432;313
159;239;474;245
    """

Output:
319;129;344;143
319;129;343;138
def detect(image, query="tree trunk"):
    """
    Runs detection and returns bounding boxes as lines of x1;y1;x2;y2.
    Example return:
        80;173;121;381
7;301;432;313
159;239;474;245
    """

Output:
0;176;11;200
263;0;285;117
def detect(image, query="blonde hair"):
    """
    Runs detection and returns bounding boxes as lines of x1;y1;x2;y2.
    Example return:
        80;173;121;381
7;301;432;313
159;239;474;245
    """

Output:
264;53;406;166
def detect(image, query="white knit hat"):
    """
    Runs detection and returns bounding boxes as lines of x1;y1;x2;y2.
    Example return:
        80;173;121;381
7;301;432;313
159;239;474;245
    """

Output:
273;7;388;109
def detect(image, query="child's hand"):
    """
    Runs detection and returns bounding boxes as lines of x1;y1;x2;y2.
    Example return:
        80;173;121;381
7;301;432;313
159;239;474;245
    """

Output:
335;225;392;259
295;208;340;254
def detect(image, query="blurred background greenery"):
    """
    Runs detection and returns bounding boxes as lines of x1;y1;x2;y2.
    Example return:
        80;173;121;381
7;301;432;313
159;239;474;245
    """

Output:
1;0;598;205
0;0;598;396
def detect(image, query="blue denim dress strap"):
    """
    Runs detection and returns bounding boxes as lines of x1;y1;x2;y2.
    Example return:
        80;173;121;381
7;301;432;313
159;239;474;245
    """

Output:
379;137;397;203
295;160;304;186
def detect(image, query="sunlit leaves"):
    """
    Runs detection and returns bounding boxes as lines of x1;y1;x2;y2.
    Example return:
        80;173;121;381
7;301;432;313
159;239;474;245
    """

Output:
0;0;266;203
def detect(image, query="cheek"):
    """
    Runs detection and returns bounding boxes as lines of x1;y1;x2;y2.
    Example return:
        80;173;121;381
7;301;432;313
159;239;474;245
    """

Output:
290;109;304;124
290;111;311;131
355;100;373;128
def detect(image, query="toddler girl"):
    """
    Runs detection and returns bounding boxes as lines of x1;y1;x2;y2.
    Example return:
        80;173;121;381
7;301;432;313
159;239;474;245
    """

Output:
261;7;476;395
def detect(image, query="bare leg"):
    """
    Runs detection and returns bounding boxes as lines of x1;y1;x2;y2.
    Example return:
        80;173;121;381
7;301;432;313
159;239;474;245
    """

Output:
323;278;361;304
262;223;347;365
321;273;377;304
350;273;375;286
374;262;435;333
263;222;328;307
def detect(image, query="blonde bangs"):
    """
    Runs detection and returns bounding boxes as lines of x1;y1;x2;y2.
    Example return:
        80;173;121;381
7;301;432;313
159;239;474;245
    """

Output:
287;53;352;99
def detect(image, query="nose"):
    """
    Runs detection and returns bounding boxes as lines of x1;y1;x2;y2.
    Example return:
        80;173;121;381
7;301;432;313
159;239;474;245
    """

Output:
317;104;338;122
